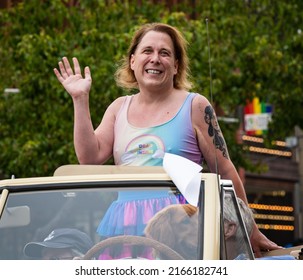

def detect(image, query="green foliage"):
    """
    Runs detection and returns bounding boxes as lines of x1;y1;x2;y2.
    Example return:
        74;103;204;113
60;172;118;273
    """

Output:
0;0;302;178
195;0;303;141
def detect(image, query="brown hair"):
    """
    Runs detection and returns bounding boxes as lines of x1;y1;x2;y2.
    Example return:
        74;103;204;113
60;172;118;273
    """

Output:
115;22;192;90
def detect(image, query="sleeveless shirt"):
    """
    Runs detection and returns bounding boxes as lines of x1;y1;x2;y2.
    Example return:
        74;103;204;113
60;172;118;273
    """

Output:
97;93;201;246
113;92;202;166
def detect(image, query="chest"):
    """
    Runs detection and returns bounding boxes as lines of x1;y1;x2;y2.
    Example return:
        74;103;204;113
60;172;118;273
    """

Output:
128;105;177;127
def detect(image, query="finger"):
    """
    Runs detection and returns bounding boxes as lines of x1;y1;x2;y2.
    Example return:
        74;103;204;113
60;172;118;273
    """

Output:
53;68;64;84
62;56;74;76
58;61;68;79
254;250;262;258
84;66;91;81
268;242;283;250
73;57;81;75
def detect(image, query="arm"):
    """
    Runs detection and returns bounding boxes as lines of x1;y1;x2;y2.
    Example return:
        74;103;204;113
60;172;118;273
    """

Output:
191;94;282;257
54;57;118;164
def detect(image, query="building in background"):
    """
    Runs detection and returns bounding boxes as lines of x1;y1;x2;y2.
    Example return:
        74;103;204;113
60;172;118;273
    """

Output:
238;99;301;247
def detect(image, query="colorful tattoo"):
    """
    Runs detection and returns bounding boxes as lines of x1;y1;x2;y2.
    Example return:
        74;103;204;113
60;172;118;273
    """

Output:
204;105;229;159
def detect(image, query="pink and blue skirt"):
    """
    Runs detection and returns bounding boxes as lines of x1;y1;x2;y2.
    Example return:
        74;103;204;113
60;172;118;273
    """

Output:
96;190;185;259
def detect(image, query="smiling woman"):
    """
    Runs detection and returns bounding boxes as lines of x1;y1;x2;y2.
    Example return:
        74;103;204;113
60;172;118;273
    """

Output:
115;23;191;91
129;31;178;93
53;22;281;258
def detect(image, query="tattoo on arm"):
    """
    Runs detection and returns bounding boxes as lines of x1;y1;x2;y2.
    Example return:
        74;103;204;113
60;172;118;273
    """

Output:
204;105;229;159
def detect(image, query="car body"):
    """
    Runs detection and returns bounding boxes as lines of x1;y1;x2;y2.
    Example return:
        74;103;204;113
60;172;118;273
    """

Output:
0;164;300;260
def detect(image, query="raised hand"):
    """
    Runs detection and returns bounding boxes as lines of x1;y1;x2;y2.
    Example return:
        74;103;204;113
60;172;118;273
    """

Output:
54;57;92;98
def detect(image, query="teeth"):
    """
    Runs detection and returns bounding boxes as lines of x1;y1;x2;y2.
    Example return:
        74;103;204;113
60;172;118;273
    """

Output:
147;70;161;74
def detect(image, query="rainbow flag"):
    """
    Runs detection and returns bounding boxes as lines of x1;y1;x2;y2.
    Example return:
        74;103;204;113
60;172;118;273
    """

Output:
244;97;272;136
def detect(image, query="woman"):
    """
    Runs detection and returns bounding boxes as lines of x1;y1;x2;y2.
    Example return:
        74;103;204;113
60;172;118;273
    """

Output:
54;22;281;258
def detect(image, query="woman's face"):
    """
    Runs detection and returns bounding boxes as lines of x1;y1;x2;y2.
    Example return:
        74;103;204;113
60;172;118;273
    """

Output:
130;31;178;92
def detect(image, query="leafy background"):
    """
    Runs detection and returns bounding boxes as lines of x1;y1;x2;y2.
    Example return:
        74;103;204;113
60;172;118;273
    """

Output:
0;0;302;178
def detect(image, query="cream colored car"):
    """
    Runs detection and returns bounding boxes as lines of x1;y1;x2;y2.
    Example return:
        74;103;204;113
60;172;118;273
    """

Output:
0;165;301;260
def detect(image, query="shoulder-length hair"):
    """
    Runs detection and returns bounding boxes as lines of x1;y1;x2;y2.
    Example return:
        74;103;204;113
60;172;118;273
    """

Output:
115;22;192;91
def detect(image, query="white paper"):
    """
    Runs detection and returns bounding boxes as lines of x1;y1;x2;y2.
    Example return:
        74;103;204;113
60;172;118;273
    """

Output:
163;153;203;206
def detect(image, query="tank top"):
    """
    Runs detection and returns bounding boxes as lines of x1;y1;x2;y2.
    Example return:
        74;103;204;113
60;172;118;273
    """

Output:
97;93;201;243
113;92;202;166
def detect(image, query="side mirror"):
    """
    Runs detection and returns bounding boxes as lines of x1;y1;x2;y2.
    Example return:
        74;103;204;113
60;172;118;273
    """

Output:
0;206;30;228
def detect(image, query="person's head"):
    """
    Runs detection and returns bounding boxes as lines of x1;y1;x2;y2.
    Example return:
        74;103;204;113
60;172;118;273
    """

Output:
23;228;94;260
115;22;192;91
223;195;254;240
145;204;198;259
223;194;254;259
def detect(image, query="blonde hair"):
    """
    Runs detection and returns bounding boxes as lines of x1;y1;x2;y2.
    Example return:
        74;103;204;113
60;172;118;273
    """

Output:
115;22;192;90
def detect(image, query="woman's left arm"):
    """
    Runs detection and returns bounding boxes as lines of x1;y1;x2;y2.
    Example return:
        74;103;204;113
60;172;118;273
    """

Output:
191;94;282;255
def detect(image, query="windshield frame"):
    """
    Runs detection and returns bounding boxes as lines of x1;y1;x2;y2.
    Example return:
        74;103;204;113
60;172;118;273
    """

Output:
0;167;221;260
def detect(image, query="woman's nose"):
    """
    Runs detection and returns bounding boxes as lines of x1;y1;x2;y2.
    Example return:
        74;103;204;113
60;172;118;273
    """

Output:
151;53;160;64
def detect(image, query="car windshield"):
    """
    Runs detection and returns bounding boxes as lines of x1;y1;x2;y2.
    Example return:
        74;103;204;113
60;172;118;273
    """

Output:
0;184;198;260
0;171;254;260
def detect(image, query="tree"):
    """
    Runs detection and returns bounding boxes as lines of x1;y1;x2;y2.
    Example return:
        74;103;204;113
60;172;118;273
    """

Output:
0;0;302;178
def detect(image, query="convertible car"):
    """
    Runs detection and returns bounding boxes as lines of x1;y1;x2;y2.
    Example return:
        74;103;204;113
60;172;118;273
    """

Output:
0;163;301;260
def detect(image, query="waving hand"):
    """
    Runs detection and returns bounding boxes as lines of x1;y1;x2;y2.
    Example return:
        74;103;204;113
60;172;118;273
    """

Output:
54;57;92;98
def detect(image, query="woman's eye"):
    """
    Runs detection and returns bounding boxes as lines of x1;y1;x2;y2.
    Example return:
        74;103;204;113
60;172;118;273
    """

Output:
161;51;169;56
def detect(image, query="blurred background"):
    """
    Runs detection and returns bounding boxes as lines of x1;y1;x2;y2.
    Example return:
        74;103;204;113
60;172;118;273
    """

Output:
0;0;302;247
